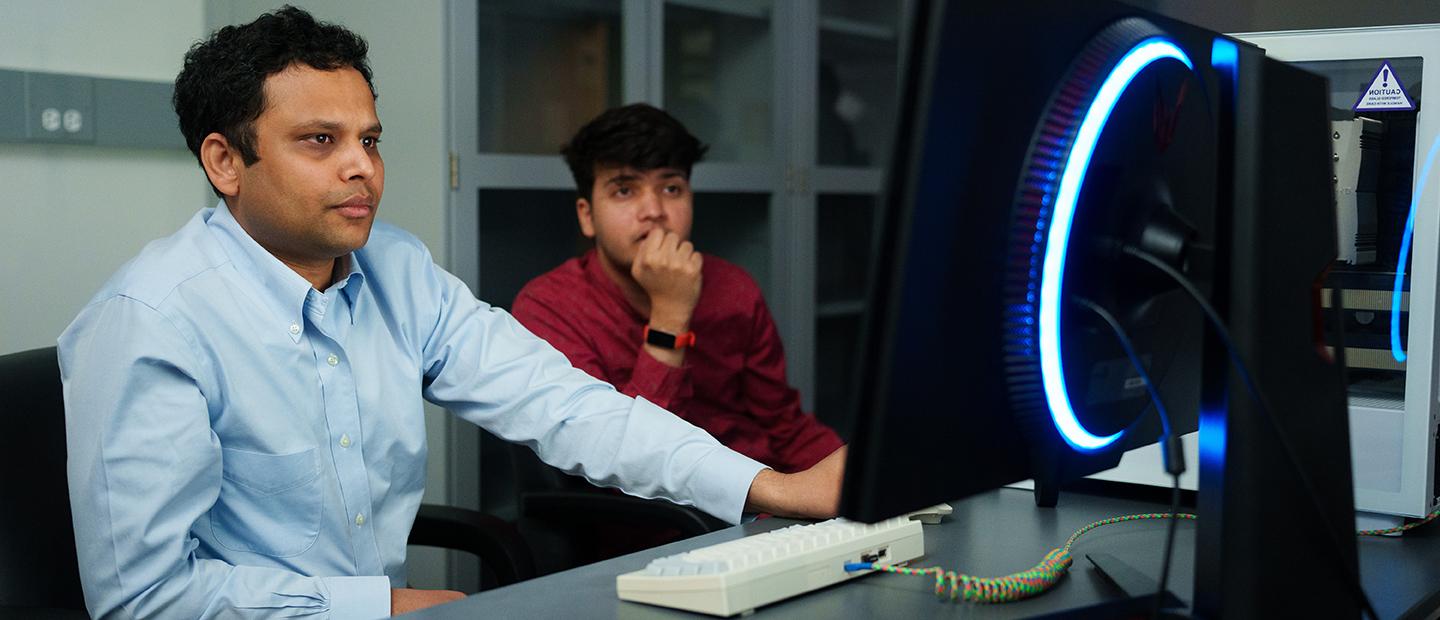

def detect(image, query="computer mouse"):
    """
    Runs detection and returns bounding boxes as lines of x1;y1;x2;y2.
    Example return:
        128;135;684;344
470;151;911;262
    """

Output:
906;503;954;524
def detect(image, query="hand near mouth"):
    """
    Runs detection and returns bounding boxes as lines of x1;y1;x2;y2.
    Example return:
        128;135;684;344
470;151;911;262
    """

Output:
632;229;703;337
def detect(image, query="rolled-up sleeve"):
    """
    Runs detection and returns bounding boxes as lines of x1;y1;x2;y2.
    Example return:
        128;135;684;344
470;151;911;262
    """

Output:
60;296;386;619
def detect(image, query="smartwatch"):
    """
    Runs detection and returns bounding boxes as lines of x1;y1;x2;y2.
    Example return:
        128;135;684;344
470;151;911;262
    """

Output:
644;325;696;350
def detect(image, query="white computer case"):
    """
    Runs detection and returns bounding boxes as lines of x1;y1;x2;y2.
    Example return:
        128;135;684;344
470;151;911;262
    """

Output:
1237;24;1440;519
1084;25;1440;520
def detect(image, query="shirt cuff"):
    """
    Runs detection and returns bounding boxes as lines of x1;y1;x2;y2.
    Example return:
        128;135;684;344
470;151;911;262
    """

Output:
690;448;768;525
320;575;391;619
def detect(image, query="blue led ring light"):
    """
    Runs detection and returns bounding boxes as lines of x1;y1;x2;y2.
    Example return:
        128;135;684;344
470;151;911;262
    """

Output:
1391;134;1440;362
1040;38;1193;452
1002;25;1194;454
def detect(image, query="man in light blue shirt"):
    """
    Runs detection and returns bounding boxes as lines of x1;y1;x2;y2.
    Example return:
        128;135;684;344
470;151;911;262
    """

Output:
59;7;844;619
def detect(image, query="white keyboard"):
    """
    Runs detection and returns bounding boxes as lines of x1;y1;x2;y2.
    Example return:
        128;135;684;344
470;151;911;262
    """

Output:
616;517;925;616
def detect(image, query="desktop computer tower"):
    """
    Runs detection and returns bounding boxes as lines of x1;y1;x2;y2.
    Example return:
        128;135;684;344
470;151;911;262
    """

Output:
1089;24;1440;522
1234;25;1440;522
841;1;1367;614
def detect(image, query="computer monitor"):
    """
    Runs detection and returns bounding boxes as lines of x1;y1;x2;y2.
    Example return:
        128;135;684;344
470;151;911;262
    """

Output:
839;1;1361;616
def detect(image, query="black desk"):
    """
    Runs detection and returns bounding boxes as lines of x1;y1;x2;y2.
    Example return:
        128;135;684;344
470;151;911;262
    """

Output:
410;488;1440;618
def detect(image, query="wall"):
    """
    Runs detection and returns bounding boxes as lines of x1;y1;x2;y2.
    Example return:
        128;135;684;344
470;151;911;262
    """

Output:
0;1;209;354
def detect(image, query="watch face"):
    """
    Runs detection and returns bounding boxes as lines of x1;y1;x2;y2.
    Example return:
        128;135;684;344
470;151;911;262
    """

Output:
646;327;679;349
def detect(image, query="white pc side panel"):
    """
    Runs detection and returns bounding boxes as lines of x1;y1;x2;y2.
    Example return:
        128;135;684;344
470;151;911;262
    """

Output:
1089;432;1200;491
1233;25;1440;518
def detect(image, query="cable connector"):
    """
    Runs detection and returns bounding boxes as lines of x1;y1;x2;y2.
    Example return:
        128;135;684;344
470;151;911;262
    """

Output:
1161;433;1186;476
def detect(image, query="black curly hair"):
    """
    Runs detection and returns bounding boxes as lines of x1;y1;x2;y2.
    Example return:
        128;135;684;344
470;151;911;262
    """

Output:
562;104;709;202
173;6;374;195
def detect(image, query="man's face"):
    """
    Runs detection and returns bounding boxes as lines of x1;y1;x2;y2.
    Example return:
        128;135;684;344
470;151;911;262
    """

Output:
227;64;384;266
577;165;694;273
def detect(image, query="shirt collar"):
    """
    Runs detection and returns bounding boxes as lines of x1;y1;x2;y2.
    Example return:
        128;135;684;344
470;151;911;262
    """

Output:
331;254;366;325
205;200;367;339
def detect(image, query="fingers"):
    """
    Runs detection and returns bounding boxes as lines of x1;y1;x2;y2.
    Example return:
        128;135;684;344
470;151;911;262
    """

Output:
639;231;696;268
632;230;666;278
670;237;702;279
660;230;682;255
676;239;701;272
632;230;703;313
642;228;666;255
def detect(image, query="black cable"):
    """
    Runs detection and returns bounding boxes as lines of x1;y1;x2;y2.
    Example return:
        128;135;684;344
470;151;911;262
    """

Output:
1070;297;1174;439
1072;296;1184;619
1158;473;1182;619
1120;244;1379;620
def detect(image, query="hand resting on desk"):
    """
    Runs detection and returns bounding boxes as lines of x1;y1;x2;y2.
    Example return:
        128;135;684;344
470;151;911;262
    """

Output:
744;446;847;519
392;587;465;615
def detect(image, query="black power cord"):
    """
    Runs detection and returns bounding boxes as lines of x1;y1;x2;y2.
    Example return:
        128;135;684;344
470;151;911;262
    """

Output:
1120;244;1379;620
1072;296;1186;620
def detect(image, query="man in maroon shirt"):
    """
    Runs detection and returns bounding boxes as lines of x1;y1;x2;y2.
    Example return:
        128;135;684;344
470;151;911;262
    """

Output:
513;104;845;474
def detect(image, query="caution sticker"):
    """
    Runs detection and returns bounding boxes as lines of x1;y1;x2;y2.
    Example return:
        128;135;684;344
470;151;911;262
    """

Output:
1353;60;1415;112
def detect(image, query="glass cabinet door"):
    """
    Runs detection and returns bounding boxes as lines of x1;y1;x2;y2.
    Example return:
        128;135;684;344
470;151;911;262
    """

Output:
809;1;904;427
814;193;880;432
692;192;773;294
664;1;774;162
817;0;901;167
477;0;623;155
477;189;588;309
454;0;883;528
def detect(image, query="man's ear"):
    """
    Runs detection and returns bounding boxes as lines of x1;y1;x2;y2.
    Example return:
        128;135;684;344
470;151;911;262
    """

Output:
199;132;243;197
576;197;596;238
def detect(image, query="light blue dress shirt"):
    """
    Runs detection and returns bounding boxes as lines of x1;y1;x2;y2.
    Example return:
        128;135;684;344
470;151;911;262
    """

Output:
59;202;766;619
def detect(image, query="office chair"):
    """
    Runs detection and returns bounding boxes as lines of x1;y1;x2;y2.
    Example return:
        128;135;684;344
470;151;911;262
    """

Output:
407;504;534;590
0;346;533;617
0;347;86;618
508;441;727;576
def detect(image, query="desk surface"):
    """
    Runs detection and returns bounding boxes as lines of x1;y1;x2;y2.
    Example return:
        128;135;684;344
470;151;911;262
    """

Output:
410;488;1440;619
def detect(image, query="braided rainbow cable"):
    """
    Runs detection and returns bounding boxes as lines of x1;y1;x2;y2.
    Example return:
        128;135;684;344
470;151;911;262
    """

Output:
1357;507;1440;537
855;511;1197;604
848;503;1440;605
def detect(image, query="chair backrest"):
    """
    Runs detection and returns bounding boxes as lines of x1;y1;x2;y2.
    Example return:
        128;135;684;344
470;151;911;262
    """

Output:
505;425;727;576
0;346;86;611
508;440;599;496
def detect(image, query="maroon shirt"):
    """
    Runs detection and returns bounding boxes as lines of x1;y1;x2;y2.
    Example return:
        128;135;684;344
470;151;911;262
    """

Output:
512;249;843;473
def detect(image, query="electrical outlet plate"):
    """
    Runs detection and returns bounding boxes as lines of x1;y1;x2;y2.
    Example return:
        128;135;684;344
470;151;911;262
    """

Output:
25;72;95;144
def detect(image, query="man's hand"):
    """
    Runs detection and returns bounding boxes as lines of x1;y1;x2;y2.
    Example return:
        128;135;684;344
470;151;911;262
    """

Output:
631;230;703;330
391;588;465;616
745;446;846;519
631;230;703;368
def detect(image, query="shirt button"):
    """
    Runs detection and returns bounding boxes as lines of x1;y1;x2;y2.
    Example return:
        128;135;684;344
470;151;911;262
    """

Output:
327;354;339;366
339;434;352;448
355;513;366;527
288;323;301;335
